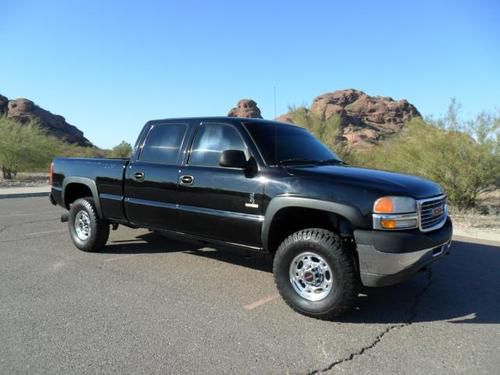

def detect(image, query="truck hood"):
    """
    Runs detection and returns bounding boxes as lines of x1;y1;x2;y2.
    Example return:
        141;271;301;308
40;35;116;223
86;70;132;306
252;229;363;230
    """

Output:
286;165;443;199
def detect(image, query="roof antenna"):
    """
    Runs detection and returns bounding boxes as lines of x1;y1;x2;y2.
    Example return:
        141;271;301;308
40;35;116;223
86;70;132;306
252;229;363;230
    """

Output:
273;86;277;119
273;85;278;165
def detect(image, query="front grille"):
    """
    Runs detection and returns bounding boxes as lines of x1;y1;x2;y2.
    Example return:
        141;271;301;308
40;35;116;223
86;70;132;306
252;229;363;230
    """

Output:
418;196;447;232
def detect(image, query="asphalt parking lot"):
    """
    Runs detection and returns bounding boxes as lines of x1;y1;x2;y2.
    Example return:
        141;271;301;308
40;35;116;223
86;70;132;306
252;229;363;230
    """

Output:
1;197;499;374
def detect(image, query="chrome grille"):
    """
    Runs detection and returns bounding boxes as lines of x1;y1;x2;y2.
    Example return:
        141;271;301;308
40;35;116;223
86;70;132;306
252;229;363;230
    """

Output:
418;196;447;232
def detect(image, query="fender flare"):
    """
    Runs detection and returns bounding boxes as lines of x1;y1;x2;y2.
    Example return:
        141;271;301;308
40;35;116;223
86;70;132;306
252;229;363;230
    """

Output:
62;177;103;218
261;196;365;250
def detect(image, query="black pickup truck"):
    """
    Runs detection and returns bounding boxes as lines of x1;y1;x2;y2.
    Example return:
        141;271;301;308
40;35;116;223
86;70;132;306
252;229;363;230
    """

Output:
50;117;452;319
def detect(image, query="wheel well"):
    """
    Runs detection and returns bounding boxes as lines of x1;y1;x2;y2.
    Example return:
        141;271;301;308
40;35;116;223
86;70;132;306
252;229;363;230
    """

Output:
266;207;354;253
64;183;93;208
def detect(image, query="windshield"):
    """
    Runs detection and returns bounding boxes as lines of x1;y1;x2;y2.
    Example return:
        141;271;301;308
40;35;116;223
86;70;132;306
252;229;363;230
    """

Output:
243;121;341;166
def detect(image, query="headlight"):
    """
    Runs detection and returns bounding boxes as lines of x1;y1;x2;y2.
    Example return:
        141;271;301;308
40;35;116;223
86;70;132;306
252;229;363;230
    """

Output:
373;196;416;214
373;196;418;230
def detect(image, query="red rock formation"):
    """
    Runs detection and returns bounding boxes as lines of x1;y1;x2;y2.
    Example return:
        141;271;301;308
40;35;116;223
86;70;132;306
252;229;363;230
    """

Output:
278;89;421;148
228;99;263;119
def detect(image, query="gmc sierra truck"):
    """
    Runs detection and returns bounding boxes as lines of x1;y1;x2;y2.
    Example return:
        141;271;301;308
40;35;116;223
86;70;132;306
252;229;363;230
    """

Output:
50;117;452;319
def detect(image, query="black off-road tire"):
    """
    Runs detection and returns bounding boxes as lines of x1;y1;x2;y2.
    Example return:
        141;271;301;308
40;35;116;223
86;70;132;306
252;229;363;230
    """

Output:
68;197;110;252
273;228;359;319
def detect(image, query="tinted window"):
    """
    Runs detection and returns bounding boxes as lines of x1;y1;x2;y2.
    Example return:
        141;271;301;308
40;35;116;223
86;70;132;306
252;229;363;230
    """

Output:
243;121;340;165
139;123;187;164
189;123;248;167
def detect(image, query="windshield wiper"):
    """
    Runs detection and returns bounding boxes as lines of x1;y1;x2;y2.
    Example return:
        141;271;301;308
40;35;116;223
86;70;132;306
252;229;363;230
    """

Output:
318;158;344;165
279;158;320;166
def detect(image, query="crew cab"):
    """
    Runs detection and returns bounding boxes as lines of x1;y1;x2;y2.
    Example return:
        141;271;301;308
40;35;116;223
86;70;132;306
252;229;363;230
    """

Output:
50;117;452;319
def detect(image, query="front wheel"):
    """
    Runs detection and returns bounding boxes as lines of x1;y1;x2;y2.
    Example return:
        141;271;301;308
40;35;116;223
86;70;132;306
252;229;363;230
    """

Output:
68;197;110;252
273;228;359;319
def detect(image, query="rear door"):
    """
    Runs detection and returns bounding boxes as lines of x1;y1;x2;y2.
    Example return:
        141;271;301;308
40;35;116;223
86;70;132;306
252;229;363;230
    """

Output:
124;121;190;229
176;121;264;247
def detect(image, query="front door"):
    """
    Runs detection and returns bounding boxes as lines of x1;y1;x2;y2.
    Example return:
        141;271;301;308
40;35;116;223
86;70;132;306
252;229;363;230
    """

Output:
176;121;264;247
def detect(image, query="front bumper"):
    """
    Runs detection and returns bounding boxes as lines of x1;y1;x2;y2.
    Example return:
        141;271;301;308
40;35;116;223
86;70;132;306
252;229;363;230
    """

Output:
354;217;453;287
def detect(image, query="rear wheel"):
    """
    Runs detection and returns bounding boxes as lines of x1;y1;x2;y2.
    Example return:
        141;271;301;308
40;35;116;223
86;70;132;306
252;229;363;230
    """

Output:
273;228;359;319
68;197;109;252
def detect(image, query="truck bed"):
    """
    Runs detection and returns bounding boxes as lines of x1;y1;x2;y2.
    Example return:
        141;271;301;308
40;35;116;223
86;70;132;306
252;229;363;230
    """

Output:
51;157;129;221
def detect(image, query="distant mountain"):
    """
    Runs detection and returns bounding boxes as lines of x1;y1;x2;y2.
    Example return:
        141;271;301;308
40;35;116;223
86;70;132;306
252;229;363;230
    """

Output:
0;93;92;147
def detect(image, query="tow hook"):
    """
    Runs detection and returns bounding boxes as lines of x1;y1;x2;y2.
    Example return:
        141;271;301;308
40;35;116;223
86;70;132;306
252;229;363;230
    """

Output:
61;213;69;223
111;223;119;231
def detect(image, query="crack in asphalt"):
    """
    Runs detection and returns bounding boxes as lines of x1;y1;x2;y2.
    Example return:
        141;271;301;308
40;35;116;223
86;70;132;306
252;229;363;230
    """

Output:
308;270;433;374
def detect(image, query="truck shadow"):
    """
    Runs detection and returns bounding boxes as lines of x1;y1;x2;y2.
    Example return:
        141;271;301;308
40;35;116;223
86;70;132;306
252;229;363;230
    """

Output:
104;231;273;272
104;233;500;324
343;239;500;325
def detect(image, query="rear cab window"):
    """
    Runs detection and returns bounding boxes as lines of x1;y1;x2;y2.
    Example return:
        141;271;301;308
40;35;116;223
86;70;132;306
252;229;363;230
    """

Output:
139;123;188;164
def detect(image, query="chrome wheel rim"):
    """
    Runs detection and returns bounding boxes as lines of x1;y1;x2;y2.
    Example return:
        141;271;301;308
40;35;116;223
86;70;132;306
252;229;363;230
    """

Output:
289;252;333;301
74;210;91;241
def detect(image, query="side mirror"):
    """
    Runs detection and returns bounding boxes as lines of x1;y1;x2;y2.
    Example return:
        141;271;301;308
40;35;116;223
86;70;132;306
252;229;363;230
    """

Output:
219;149;248;169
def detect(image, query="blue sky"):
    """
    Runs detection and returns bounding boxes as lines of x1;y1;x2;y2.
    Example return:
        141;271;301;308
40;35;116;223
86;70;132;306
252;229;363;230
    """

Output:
1;0;499;148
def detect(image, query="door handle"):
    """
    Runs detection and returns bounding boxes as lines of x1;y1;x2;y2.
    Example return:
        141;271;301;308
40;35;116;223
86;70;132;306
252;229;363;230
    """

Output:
180;175;194;185
134;171;145;182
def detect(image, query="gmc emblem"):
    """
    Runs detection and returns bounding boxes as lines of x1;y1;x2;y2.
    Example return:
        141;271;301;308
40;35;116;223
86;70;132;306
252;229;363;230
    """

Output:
432;206;444;217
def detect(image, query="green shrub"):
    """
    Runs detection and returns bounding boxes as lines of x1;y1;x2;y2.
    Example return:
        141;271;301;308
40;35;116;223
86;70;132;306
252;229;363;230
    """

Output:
286;100;499;209
109;141;132;158
288;106;353;162
0;116;62;178
354;108;499;208
0;116;108;179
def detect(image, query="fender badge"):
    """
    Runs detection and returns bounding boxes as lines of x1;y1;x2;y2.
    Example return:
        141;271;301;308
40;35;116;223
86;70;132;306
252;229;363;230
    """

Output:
245;193;259;208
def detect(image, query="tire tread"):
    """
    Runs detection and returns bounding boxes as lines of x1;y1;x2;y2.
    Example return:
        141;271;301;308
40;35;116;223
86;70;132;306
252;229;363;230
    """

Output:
69;197;109;252
273;228;359;320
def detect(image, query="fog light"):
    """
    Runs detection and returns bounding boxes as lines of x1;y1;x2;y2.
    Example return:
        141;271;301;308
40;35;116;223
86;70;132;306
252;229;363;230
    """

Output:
380;219;397;229
375;215;418;230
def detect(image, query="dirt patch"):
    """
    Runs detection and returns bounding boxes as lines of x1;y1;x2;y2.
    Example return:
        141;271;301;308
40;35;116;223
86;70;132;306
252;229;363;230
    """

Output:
449;190;500;242
0;173;49;188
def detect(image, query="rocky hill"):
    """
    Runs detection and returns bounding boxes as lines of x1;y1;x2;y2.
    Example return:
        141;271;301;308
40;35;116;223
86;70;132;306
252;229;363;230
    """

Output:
229;90;421;148
278;90;421;148
0;94;92;147
228;99;263;119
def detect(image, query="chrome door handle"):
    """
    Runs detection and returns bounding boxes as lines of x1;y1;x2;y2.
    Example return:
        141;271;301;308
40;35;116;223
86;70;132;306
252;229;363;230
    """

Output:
134;171;145;182
180;175;194;185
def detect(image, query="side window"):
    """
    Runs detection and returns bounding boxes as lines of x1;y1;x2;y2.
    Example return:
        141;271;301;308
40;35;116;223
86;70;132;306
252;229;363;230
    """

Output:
139;123;187;164
189;123;248;167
